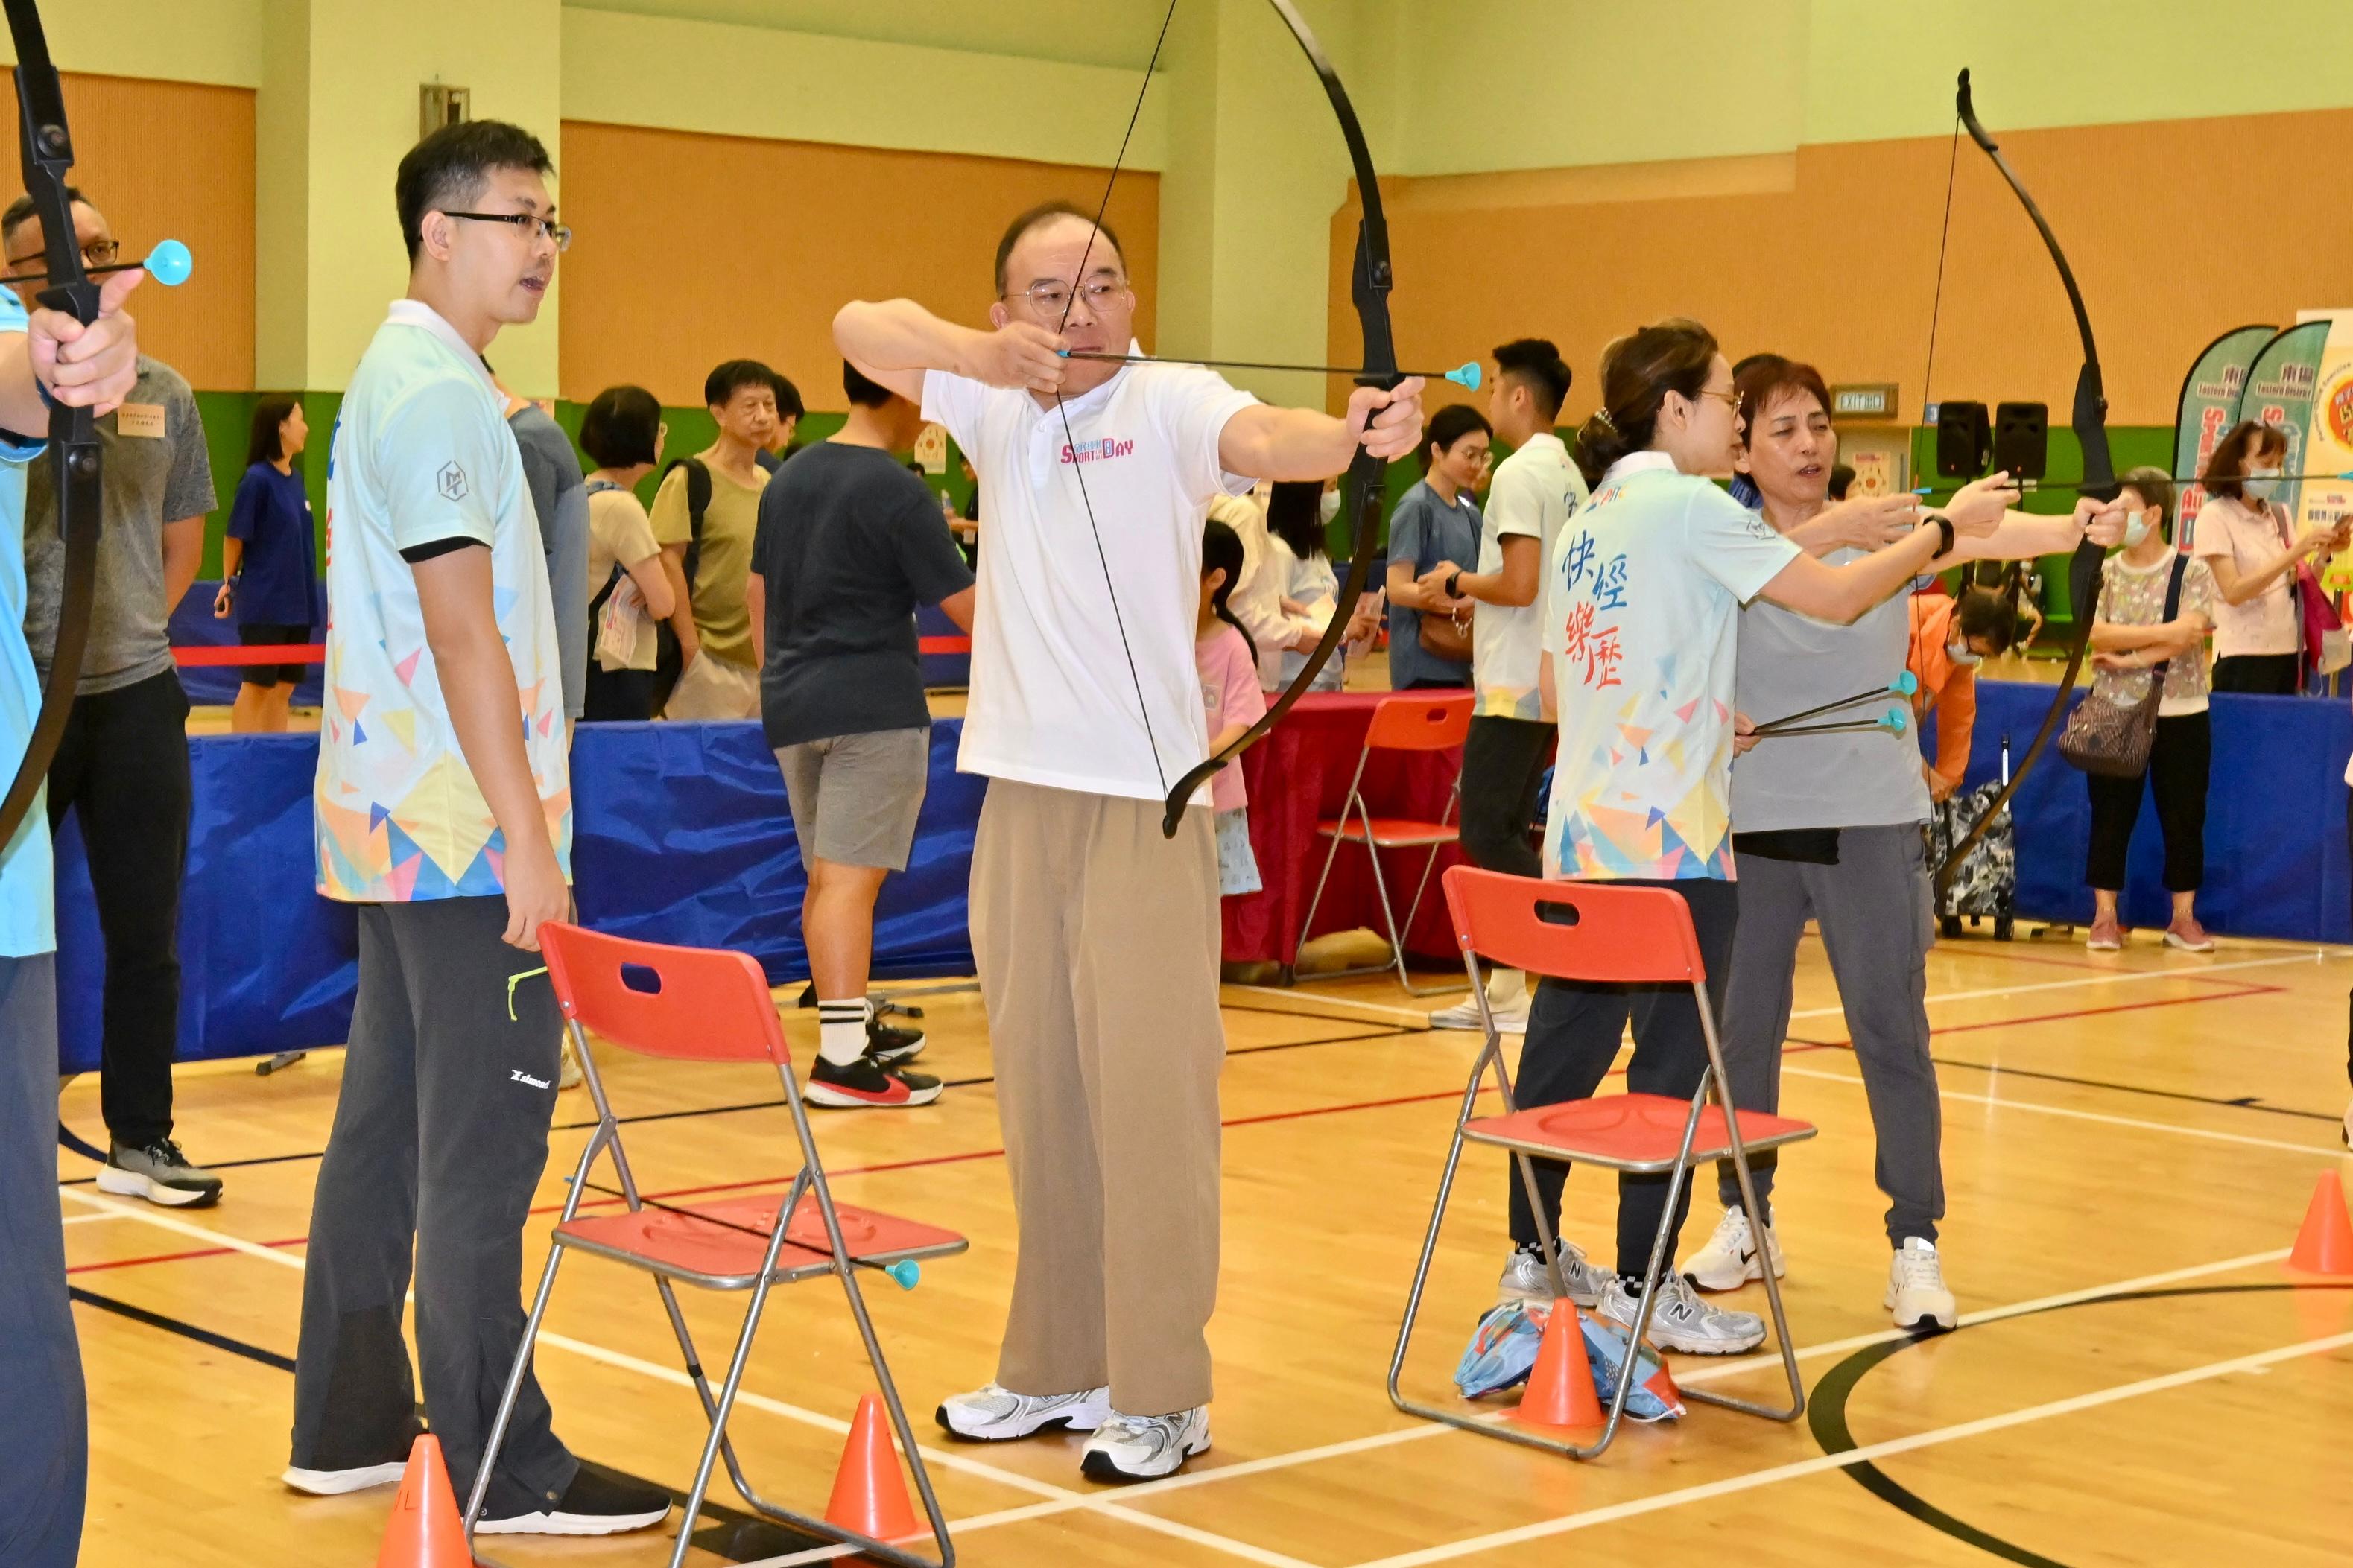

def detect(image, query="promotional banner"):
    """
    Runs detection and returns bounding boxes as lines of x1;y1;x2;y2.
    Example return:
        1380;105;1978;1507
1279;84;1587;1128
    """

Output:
2291;311;2353;559
2172;323;2274;539
2208;320;2331;556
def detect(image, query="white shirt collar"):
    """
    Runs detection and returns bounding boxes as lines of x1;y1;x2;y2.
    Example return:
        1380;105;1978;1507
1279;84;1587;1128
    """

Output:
1041;337;1145;421
385;299;499;396
1601;450;1678;483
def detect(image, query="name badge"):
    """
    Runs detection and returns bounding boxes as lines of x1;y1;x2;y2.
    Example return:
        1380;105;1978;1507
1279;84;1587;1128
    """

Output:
115;403;165;439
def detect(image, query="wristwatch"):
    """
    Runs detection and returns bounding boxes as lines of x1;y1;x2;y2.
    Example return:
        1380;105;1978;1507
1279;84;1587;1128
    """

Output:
1444;570;1461;599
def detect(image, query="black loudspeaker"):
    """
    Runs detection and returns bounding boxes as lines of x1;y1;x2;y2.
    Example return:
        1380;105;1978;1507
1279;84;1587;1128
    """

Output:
1936;400;1990;478
1993;401;2049;480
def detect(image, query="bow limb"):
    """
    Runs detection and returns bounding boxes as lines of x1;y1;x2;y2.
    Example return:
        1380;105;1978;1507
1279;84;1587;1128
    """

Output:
1159;0;1399;837
0;0;102;849
1933;69;2112;894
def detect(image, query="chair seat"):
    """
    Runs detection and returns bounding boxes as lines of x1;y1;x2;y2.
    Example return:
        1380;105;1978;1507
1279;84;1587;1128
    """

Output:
1317;816;1459;847
1463;1092;1816;1173
556;1192;968;1289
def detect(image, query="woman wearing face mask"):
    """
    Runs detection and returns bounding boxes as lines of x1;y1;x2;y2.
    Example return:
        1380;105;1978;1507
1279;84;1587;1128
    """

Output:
1510;323;2007;1355
1689;353;2120;1333
1906;584;2021;804
2193;420;2338;695
2081;468;2220;951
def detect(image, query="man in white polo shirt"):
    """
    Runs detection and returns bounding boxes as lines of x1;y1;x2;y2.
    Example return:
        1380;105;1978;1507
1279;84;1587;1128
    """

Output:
837;200;1423;1482
285;119;668;1538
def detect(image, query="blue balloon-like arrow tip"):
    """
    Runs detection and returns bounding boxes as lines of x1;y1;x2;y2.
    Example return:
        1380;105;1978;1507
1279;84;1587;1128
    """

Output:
887;1259;921;1290
145;239;192;287
1447;361;1481;391
1890;669;1920;696
1884;707;1909;734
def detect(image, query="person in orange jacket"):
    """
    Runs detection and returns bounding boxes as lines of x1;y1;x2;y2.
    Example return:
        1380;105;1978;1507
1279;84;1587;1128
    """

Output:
1907;585;2024;802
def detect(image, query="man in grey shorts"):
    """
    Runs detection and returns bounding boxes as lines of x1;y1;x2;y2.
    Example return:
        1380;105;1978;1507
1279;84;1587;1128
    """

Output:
748;361;975;1108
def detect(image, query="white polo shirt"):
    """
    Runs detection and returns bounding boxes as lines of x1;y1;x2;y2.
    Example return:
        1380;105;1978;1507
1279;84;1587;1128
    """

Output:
314;299;569;901
924;354;1257;803
1473;431;1586;720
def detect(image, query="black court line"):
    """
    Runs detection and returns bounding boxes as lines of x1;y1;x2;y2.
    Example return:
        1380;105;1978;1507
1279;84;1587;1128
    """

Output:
1809;1281;2353;1566
63;1285;829;1561
1786;1035;2345;1126
57;1021;1420;1183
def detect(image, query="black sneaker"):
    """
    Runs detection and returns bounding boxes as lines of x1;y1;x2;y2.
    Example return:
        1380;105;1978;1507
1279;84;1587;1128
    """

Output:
96;1138;223;1208
867;1015;926;1064
804;1054;942;1109
476;1466;672;1536
798;983;922;1021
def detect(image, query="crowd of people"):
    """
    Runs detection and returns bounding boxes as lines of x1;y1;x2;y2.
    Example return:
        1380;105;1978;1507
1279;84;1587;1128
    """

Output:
10;101;2353;1567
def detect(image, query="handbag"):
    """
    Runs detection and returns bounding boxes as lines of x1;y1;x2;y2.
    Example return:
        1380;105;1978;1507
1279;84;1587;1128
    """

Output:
1418;603;1472;661
2295;559;2349;679
2059;553;2188;778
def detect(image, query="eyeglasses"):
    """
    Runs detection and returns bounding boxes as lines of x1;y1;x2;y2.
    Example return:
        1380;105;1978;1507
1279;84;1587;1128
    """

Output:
442;212;573;253
4;238;119;278
1695;388;1745;416
1004;276;1127;316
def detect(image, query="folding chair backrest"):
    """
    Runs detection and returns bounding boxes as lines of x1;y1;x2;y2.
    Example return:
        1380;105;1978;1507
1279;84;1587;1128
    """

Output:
1364;691;1475;752
1440;866;1706;985
539;922;790;1065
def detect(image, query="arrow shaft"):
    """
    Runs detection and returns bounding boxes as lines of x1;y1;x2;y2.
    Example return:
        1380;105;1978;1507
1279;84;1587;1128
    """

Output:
1916;471;2353;496
8;255;148;286
1061;349;1448;382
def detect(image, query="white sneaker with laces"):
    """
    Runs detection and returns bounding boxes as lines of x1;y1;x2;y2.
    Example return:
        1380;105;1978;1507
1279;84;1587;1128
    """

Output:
1598;1272;1765;1355
1683;1205;1784;1292
1079;1406;1210;1482
1886;1237;1958;1332
936;1383;1112;1441
1427;997;1529;1032
1495;1239;1609;1308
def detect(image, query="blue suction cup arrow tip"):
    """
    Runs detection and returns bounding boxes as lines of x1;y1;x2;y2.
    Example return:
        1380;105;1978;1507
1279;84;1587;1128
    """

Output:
144;239;192;287
1446;361;1482;391
886;1259;921;1290
1890;670;1919;696
1884;707;1909;734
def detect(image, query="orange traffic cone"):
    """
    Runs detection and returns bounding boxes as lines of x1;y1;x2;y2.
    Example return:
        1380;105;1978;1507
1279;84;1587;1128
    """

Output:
824;1394;918;1542
1514;1301;1603;1429
1645;1348;1682;1413
2288;1170;2353;1276
376;1435;472;1568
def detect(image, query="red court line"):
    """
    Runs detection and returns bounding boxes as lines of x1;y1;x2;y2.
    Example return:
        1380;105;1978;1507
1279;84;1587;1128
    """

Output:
1800;983;2281;1049
66;1044;1844;1275
173;643;323;667
917;635;970;654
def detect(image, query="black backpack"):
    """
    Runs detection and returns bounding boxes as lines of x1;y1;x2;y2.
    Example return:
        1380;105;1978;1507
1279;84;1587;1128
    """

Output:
659;456;712;589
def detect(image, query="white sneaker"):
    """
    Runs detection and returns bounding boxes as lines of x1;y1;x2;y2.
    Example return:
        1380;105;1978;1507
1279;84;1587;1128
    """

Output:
280;1461;408;1496
1886;1238;1958;1333
1683;1205;1784;1292
1427;997;1528;1032
1079;1406;1210;1482
936;1383;1112;1441
1495;1239;1609;1308
1598;1272;1765;1355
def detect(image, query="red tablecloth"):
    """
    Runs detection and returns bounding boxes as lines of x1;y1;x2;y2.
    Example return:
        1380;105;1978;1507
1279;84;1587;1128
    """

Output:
1222;691;1480;968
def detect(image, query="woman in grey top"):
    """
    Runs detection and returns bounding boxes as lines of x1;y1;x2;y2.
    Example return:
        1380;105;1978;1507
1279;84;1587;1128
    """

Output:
1694;355;2124;1334
1382;405;1488;689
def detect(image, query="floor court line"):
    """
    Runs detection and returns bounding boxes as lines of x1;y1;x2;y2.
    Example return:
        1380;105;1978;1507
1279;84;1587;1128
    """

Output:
1343;1323;2353;1568
697;1244;2305;1567
1783;1063;2349;1158
1789;948;2333;1020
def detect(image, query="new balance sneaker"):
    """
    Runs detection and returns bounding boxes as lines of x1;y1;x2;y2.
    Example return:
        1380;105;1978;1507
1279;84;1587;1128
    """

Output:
1684;1205;1784;1292
1886;1237;1959;1333
280;1460;409;1496
1080;1406;1210;1482
1495;1238;1609;1308
1598;1273;1765;1355
937;1383;1112;1441
1427;996;1529;1032
867;1015;927;1064
802;1054;941;1109
476;1467;671;1536
95;1138;222;1208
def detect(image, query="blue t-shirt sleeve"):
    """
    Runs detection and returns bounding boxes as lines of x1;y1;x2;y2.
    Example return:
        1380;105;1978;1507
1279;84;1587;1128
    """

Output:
226;465;268;542
1388;489;1431;571
0;290;42;463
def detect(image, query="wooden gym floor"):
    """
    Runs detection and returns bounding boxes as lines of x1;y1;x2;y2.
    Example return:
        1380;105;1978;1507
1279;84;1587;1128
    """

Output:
55;922;2353;1567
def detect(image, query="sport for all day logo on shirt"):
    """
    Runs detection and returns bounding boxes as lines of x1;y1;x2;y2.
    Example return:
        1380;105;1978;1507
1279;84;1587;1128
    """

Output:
1556;527;1630;690
1060;436;1136;466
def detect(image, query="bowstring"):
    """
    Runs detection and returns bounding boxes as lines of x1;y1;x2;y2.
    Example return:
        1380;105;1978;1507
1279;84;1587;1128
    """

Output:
1051;0;1184;799
1916;112;1962;607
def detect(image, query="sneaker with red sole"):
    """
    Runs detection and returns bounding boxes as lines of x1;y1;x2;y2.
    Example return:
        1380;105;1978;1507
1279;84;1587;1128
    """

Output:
803;1053;942;1108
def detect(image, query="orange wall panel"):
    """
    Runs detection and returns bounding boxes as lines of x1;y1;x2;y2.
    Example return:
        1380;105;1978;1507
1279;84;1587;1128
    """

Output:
558;120;1159;410
1341;107;2353;429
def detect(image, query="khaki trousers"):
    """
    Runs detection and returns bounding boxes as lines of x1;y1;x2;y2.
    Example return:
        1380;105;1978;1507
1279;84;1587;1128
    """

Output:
970;779;1224;1415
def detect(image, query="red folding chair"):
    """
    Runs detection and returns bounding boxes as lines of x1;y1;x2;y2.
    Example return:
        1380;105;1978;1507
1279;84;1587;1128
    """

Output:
1387;867;1814;1459
463;924;965;1568
1295;691;1474;994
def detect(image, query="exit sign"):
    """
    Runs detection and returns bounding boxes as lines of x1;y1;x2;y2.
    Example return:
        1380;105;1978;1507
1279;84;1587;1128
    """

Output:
1831;383;1898;420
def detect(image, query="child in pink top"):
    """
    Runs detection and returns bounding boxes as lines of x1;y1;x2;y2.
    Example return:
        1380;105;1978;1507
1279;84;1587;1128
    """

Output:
1198;518;1268;895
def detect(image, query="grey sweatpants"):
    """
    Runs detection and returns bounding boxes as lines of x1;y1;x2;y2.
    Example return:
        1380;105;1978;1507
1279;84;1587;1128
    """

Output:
0;955;84;1568
1716;823;1945;1245
290;896;577;1516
